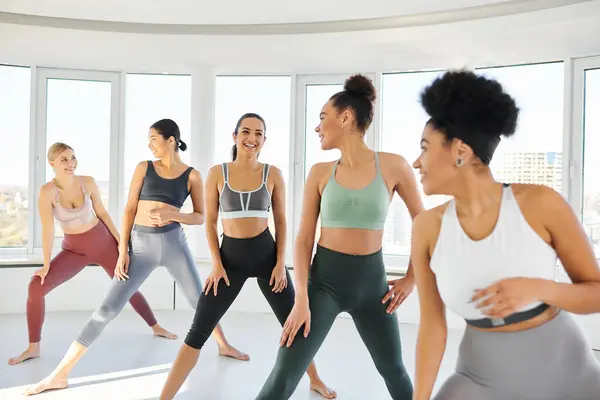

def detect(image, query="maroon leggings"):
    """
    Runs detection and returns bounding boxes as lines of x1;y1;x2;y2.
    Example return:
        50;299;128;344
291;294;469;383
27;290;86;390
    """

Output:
27;220;158;342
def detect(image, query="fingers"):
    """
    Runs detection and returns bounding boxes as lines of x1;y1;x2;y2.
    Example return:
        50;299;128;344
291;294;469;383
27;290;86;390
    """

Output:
280;320;292;347
213;277;220;296
303;318;311;338
286;323;300;347
386;293;406;314
40;276;45;286
474;293;503;309
483;302;513;319
381;289;393;304
204;278;213;296
223;271;230;287
471;283;499;303
269;272;275;287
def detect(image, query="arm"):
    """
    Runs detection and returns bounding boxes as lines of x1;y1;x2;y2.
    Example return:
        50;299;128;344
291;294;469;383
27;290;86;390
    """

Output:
170;169;205;226
38;187;55;269
293;164;323;301
393;154;425;279
270;167;287;267
85;176;119;242
412;211;447;400
204;166;223;269
537;187;600;314
119;162;147;255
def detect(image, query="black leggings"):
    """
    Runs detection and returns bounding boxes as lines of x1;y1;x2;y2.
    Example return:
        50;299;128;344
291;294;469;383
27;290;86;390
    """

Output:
184;228;293;349
255;245;413;399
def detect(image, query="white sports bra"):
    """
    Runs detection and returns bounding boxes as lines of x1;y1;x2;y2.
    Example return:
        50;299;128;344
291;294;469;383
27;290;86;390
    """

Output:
430;184;557;321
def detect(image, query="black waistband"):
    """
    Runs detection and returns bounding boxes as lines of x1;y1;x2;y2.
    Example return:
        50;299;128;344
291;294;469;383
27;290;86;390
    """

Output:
466;303;550;329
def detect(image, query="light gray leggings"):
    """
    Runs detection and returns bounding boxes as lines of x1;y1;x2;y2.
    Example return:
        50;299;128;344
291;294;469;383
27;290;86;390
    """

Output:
434;311;600;400
76;223;201;347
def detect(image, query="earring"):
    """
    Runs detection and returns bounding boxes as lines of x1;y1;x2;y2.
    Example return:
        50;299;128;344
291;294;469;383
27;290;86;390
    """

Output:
455;158;463;167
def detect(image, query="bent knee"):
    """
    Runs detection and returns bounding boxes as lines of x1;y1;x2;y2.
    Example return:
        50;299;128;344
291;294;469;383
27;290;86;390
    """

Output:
184;328;209;350
28;276;44;296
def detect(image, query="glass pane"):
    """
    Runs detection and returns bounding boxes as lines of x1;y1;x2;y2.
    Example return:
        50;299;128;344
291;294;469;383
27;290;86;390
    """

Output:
381;71;448;256
477;63;565;192
124;74;192;235
214;76;292;236
583;68;600;258
45;78;112;239
304;84;343;180
0;65;31;248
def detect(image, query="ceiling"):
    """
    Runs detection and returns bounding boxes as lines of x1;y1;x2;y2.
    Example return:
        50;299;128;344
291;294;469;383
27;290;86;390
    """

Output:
0;0;599;73
0;0;524;25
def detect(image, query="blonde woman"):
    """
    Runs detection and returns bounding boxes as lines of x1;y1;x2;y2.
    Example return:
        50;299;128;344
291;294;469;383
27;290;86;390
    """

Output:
8;142;174;366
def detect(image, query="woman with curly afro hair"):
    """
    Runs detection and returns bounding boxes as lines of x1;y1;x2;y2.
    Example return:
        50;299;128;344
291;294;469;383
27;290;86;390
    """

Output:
411;70;600;399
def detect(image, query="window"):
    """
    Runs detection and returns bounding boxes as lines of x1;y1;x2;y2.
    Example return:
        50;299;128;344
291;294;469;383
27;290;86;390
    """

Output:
476;63;565;193
582;68;600;257
0;65;31;248
44;78;113;239
124;74;192;234
380;71;448;256
214;76;292;236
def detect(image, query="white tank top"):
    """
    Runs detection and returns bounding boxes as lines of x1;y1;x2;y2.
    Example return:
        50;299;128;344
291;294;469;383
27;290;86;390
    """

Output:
430;185;557;320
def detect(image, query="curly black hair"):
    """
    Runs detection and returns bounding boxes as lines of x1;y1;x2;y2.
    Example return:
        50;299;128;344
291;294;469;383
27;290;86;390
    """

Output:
330;74;376;132
420;70;519;164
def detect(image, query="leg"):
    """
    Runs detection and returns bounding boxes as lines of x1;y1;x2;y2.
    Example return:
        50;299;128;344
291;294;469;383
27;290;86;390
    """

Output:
9;250;89;365
23;253;157;396
162;228;247;360
255;286;341;400
349;303;413;399
433;373;499;400
257;273;336;399
160;270;247;400
95;248;176;340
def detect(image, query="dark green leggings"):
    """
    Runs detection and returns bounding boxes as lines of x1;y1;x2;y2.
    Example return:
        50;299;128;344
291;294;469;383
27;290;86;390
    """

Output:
255;245;413;399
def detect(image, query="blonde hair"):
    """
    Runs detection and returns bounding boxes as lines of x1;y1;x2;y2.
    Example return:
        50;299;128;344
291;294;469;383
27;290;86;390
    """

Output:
47;142;74;162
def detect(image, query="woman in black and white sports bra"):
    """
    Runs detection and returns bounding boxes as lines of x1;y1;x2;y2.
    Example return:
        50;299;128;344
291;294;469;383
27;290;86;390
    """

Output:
160;113;335;400
411;71;600;400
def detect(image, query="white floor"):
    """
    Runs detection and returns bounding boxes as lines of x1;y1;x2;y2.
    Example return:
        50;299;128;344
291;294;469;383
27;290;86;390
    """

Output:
0;311;598;400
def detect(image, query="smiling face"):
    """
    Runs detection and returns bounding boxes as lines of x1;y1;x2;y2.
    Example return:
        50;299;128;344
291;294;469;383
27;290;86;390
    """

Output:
413;122;460;196
49;148;77;177
233;117;266;158
315;100;349;150
148;128;175;159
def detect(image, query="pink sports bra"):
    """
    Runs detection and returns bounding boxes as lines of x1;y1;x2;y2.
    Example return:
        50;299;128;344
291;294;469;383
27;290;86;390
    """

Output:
52;180;95;229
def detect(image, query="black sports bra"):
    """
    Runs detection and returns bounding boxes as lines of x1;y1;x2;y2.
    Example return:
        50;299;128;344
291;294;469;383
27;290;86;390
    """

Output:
138;161;193;208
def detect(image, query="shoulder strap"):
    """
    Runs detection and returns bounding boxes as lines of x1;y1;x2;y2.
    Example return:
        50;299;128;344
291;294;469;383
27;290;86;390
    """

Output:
262;164;271;183
374;151;382;175
221;163;229;183
146;160;156;175
329;160;340;180
79;178;87;194
51;181;60;202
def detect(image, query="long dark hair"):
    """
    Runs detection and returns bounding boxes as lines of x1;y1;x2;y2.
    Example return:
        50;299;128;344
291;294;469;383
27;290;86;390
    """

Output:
231;113;266;161
150;119;187;152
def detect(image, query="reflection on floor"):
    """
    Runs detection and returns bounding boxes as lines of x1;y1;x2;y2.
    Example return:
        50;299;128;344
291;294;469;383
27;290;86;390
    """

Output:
0;311;598;399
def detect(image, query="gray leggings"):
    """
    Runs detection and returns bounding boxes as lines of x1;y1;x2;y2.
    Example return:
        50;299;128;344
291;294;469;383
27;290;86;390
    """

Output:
435;311;600;400
76;223;201;347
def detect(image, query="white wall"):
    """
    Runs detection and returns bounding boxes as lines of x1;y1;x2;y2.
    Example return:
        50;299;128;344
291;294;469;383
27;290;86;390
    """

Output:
0;263;467;330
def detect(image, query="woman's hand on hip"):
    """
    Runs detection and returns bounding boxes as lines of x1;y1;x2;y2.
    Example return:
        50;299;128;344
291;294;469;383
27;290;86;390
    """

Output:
382;275;415;314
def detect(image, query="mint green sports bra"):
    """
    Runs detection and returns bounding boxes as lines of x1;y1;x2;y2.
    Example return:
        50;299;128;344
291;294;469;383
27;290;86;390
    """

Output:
320;152;390;230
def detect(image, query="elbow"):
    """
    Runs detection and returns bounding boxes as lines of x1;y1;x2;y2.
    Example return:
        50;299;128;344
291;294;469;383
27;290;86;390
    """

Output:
294;235;313;255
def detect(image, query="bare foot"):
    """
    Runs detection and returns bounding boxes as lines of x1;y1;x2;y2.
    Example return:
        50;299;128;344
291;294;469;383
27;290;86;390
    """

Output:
23;375;68;396
8;346;40;365
310;378;337;399
218;345;250;361
152;324;178;340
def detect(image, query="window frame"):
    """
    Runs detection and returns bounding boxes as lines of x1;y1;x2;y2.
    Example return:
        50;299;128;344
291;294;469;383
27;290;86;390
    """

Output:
32;68;122;256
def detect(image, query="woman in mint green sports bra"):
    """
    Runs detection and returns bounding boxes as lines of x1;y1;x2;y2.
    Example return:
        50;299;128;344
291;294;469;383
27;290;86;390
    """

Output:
255;74;425;400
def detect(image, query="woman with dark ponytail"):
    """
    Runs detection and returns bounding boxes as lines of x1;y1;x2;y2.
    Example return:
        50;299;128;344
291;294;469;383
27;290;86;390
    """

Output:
255;75;423;399
25;119;248;396
160;113;336;400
